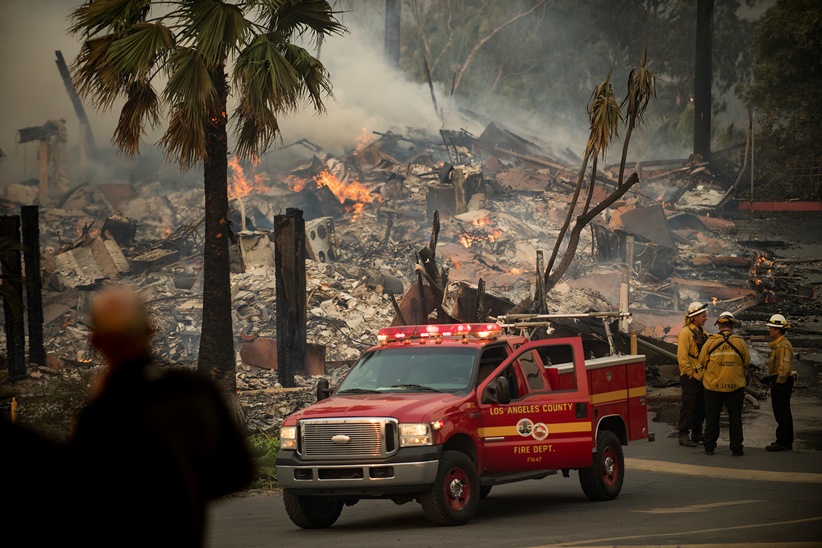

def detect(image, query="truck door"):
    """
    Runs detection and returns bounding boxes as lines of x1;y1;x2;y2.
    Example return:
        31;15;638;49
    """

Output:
476;338;593;473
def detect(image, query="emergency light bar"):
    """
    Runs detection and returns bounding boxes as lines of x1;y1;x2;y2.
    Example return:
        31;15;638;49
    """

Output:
377;323;503;344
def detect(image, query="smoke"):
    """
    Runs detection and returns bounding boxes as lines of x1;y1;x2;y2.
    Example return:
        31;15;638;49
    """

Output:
0;1;673;189
272;21;445;158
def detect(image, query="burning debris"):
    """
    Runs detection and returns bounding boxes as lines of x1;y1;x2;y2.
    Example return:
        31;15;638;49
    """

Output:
2;119;821;435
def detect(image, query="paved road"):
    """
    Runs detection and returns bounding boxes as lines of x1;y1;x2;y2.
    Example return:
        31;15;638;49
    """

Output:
205;431;822;547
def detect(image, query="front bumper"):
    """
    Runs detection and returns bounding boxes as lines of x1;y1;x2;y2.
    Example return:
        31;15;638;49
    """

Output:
276;445;442;495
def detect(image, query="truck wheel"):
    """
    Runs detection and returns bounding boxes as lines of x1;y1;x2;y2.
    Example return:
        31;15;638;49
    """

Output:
283;491;343;529
420;450;479;526
579;430;624;501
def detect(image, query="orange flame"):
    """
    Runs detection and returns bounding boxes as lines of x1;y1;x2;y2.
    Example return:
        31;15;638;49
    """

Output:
313;170;380;220
228;156;269;199
712;297;719;305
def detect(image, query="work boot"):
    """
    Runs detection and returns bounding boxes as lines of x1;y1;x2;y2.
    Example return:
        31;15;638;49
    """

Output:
679;433;697;447
766;443;792;452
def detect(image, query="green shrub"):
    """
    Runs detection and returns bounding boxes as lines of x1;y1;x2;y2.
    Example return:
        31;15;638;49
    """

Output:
247;432;280;490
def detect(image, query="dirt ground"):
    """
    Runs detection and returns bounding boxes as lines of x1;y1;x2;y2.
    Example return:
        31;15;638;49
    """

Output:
651;209;822;451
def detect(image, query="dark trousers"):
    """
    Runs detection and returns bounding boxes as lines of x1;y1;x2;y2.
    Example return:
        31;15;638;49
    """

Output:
771;377;794;447
704;387;745;452
677;375;705;435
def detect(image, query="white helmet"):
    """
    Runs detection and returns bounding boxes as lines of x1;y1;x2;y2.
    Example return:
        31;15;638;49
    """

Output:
766;313;790;329
686;301;707;317
715;311;737;325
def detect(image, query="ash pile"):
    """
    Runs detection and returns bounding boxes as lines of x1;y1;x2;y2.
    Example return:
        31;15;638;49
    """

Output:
2;119;820;434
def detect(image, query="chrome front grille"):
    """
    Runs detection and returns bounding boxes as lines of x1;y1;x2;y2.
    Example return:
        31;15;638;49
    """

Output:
300;418;398;460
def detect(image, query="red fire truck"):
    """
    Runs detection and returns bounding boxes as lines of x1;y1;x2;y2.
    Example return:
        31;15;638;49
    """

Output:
276;317;651;528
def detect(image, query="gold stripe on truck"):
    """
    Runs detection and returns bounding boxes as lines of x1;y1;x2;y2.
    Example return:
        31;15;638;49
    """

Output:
590;386;647;405
478;422;592;438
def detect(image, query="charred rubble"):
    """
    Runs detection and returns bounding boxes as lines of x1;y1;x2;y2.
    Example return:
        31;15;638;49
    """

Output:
2;120;821;435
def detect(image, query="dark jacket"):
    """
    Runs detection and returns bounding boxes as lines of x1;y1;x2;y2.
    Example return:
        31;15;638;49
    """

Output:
70;360;253;547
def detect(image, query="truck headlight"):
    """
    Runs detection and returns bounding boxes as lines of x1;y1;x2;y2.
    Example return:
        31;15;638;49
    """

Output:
399;423;432;447
280;426;297;450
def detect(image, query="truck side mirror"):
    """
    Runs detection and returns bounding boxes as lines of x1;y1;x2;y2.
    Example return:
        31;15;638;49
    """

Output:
316;378;331;402
481;376;511;405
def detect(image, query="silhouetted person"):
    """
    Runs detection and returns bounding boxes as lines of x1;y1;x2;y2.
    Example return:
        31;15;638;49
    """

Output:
1;413;69;544
71;284;252;547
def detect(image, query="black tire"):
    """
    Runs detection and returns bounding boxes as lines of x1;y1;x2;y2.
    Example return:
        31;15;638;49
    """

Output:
579;430;624;501
420;450;479;526
283;491;343;529
479;485;492;499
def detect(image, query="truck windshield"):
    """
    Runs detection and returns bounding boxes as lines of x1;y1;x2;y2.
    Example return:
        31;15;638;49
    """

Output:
337;347;477;394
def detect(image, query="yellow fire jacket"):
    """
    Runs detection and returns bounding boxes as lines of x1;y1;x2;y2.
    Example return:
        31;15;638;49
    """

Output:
768;335;794;384
677;324;707;380
698;330;750;392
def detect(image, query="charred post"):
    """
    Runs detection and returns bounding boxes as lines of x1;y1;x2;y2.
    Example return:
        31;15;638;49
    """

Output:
275;208;307;388
21;206;46;366
1;216;26;380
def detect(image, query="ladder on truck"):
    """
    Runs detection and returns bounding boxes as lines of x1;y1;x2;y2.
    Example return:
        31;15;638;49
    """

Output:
493;312;633;356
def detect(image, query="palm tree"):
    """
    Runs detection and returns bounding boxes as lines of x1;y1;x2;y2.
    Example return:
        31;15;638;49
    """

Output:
543;51;655;293
69;0;345;398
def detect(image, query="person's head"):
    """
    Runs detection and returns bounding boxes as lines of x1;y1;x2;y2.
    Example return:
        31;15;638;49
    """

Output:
714;311;737;332
766;313;790;340
686;301;708;327
89;284;153;367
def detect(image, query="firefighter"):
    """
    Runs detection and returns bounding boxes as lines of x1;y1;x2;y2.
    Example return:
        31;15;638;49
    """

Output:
676;301;709;447
765;314;796;452
698;311;750;456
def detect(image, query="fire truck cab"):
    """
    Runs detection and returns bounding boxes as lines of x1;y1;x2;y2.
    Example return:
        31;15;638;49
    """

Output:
276;321;650;528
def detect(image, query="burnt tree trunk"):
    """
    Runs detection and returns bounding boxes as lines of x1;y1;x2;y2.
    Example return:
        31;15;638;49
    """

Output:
694;0;714;160
384;0;401;68
21;206;45;366
275;208;307;388
545;173;640;293
1;215;26;380
198;64;237;395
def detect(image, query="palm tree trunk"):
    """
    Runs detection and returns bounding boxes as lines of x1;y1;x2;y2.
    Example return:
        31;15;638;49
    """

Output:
198;63;236;395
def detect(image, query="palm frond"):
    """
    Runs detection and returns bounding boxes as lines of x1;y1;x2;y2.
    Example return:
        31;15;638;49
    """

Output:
107;22;175;78
233;110;281;159
72;35;125;109
622;45;656;129
69;0;151;37
164;47;218;110
114;80;161;155
250;0;346;44
586;66;623;161
283;43;332;110
159;105;209;170
178;0;249;64
234;33;301;112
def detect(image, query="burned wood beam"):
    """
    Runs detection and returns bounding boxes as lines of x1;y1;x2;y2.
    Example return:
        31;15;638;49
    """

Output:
534;250;547;313
691;255;752;268
413;264;443;299
415;253;429;321
55;50;96;152
493;146;567;171
21;206;46;366
476;279;489;322
389;292;407;326
275;208;307;388
1;215;26;380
